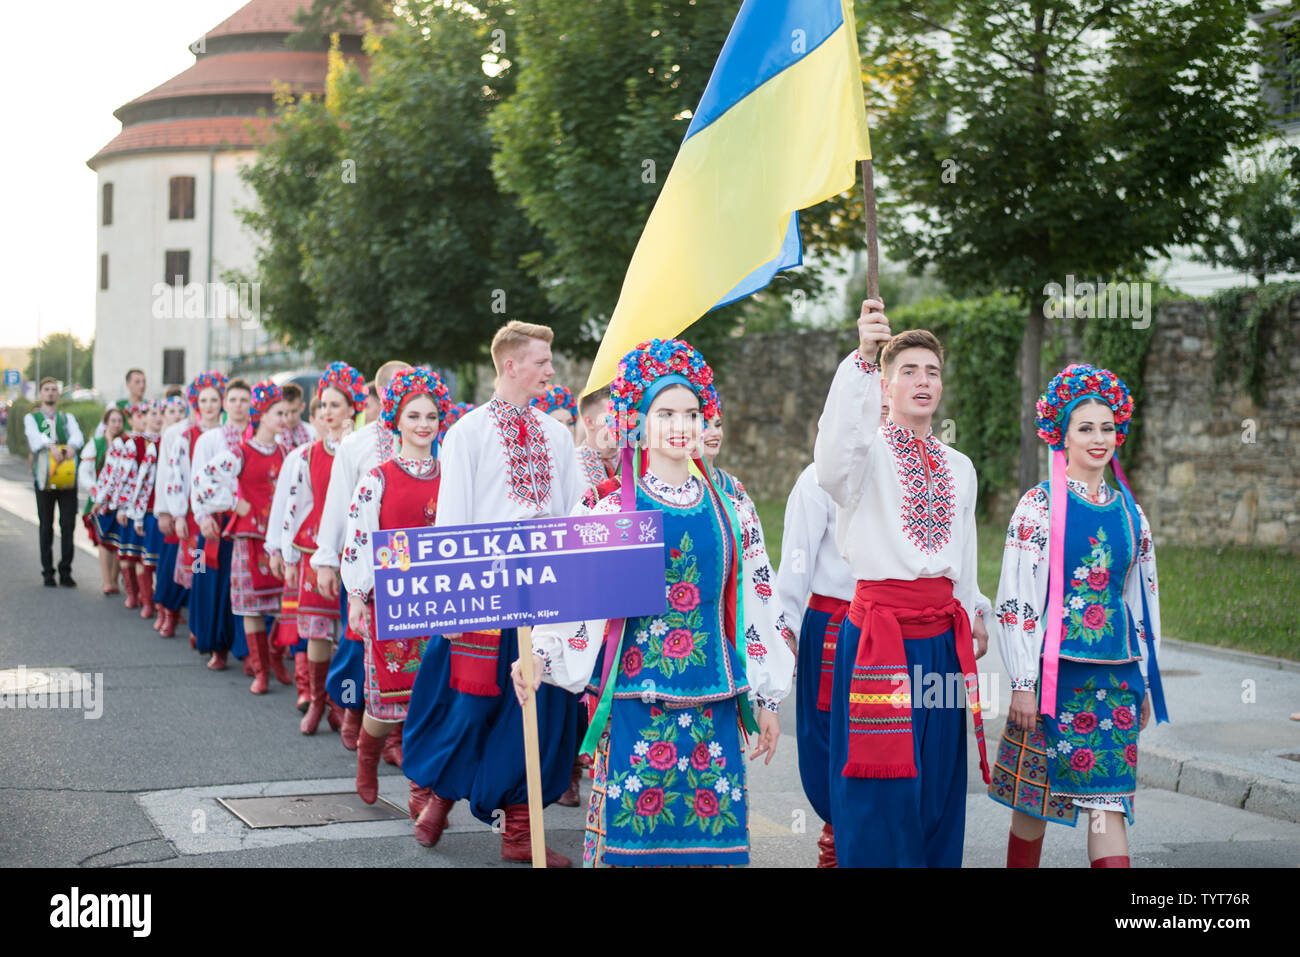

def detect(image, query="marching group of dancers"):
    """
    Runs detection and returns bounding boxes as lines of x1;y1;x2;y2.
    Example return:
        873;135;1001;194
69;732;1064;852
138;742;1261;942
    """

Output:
66;301;1167;867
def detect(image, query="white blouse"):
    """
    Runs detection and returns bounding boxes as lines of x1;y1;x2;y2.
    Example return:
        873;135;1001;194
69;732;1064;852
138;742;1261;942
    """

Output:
124;433;161;525
813;351;990;623
530;469;796;713
340;456;440;603
189;424;245;521
994;478;1162;691
152;420;190;517
192;434;277;519
267;443;308;559
774;462;856;639
310;421;394;570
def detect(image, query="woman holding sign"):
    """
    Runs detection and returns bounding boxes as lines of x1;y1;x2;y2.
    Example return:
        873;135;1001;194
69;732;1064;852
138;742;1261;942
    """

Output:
339;368;450;807
512;338;794;867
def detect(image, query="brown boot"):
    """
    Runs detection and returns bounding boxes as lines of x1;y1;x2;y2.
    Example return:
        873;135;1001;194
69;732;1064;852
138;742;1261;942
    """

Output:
500;804;571;867
414;792;456;848
299;660;331;734
293;652;310;711
247;630;270;694
340;708;362;751
816;822;837;868
382;723;403;768
355;728;385;804
555;758;583;807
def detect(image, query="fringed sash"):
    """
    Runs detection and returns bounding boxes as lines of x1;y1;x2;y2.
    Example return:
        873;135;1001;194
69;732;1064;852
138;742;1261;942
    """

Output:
843;578;990;784
808;593;848;713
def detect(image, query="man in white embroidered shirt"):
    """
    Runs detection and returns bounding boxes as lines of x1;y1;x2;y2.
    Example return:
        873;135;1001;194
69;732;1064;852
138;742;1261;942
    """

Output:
402;320;583;867
25;376;85;586
814;299;991;868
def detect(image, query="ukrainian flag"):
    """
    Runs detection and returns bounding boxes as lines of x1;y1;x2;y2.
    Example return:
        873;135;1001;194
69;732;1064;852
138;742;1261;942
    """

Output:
584;0;871;393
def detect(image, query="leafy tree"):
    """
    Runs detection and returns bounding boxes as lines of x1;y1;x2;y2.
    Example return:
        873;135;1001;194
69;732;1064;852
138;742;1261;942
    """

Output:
25;333;92;388
859;0;1272;492
288;0;393;49
491;0;870;365
1196;146;1300;283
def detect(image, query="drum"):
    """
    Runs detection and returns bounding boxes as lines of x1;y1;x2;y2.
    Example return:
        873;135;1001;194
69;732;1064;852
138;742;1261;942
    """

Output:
36;446;77;491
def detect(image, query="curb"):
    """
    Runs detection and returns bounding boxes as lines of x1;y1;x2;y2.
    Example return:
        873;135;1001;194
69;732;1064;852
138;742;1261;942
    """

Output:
1139;744;1300;825
1160;637;1300;674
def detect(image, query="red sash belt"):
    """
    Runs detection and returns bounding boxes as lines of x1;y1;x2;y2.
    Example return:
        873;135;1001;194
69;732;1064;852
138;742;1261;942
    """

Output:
808;593;849;713
448;630;502;697
200;512;232;570
843;578;990;784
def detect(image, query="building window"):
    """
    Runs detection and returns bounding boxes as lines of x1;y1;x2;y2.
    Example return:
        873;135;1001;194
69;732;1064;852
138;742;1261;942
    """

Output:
162;349;185;386
100;254;108;290
102;183;113;226
164;250;190;285
169;176;196;220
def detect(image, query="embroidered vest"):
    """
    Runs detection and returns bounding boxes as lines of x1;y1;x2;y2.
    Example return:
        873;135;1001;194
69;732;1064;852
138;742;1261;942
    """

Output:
228;440;284;539
608;479;750;707
292;439;336;554
1042;481;1142;664
375;459;441;531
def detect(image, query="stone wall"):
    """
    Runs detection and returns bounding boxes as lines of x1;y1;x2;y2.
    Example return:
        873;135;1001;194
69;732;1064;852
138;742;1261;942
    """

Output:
1132;295;1300;551
473;295;1298;553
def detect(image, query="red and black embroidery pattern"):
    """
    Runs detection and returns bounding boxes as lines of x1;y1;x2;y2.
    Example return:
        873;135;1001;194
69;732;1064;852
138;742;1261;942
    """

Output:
883;421;955;555
488;397;553;510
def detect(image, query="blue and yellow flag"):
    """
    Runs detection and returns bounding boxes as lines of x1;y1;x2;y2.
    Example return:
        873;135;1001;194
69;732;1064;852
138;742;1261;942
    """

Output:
584;0;871;393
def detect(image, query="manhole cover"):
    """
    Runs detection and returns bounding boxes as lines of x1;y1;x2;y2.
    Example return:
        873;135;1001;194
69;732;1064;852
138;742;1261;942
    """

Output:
216;793;408;828
0;667;93;695
1158;669;1199;678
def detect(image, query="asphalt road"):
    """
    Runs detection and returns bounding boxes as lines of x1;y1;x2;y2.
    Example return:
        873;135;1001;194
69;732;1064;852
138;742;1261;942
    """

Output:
1;470;1297;868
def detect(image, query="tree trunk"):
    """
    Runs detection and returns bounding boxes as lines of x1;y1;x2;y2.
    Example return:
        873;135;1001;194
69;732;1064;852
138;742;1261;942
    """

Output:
1018;301;1045;494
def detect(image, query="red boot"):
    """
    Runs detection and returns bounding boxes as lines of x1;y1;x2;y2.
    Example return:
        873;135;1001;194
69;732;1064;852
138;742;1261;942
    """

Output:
243;656;254;677
414;792;455;848
340;708;362;751
293;653;310;711
207;650;228;671
500;804;571;867
137;566;155;620
382;723;403;768
1007;829;1044;868
1091;855;1131;868
121;563;140;610
555;758;583;807
355;728;385;804
408;781;432;820
327;699;344;732
247;630;269;694
267;643;293;686
299;660;331;734
816;823;837;868
158;608;177;638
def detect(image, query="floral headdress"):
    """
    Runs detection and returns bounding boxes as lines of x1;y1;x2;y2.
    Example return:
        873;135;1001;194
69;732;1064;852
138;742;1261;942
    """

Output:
607;338;718;444
317;361;367;413
248;381;284;428
441;401;474;435
531;385;577;419
187;371;228;412
1035;363;1133;451
126;401;151;418
381;368;452;435
164;395;187;413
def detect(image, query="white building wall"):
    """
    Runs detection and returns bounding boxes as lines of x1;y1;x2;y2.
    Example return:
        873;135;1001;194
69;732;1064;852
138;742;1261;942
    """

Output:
93;148;260;403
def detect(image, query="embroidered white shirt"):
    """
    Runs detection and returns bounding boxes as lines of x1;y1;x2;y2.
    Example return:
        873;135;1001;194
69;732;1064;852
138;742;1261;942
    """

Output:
774;463;856;640
310;421;394;570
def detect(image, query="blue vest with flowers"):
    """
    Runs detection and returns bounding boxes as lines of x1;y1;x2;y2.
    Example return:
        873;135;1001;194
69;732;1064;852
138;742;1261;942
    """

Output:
1043;481;1142;664
607;478;750;707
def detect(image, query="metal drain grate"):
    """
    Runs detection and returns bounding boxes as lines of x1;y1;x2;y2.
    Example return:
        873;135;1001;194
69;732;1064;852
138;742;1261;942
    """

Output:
216;792;408;828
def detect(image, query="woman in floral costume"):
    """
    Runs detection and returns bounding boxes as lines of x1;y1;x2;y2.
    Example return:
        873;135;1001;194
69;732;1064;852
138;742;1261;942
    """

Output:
988;363;1168;868
513;338;793;867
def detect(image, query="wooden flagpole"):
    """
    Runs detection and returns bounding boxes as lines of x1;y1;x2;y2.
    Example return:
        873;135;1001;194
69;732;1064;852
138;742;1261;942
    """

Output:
516;625;547;868
860;158;880;301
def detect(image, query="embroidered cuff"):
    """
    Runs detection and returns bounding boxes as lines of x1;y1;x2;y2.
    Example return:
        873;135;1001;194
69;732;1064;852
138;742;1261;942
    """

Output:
348;588;369;604
533;645;554;679
853;350;880;375
754;694;780;714
1010;676;1037;692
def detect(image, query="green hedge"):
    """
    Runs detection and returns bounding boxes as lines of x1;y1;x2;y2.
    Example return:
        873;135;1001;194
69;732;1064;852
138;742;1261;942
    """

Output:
5;399;107;459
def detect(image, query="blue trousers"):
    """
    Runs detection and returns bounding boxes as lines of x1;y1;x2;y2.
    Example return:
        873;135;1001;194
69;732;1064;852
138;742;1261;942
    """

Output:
795;604;835;825
829;622;968;867
403;628;579;826
152;539;189;612
190;534;237;654
326;590;364;711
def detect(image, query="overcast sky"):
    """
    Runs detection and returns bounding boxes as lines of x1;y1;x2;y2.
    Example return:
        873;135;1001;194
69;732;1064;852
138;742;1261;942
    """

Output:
0;0;243;349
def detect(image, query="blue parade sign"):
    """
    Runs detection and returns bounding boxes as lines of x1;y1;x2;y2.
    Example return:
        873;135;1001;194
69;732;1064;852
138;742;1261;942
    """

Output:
371;510;667;637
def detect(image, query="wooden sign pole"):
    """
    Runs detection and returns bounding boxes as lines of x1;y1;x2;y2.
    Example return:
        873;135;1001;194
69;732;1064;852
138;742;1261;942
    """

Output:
860;158;880;301
516;625;547;868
